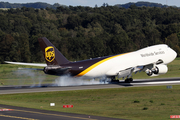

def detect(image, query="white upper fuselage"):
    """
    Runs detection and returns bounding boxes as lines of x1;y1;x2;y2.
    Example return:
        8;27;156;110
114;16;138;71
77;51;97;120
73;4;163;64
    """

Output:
82;44;177;77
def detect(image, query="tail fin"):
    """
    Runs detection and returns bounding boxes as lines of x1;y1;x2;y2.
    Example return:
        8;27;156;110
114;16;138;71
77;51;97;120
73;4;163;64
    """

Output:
38;37;70;66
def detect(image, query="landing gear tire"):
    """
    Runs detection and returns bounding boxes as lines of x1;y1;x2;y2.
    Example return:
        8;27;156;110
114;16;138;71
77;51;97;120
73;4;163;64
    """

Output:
110;77;119;83
111;79;119;83
125;78;133;83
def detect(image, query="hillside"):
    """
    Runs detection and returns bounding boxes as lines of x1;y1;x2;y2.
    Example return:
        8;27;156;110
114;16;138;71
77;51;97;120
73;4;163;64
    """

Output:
0;2;63;9
115;1;169;8
0;1;177;9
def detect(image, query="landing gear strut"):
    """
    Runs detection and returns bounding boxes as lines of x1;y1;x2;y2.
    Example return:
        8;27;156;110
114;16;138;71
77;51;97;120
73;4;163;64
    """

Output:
125;78;133;83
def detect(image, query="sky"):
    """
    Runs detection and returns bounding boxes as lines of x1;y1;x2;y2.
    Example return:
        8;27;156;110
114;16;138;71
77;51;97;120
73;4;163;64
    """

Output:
1;0;180;7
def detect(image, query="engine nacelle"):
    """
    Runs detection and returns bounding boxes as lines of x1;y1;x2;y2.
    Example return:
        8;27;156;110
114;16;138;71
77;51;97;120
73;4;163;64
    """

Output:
43;66;68;75
146;64;168;76
154;64;168;75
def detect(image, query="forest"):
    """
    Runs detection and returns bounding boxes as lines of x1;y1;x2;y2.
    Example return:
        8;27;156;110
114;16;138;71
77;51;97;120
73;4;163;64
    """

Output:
0;5;180;63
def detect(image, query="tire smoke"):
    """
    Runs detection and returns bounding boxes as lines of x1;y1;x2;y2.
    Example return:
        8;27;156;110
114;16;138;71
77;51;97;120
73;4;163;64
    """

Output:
13;69;46;87
12;69;109;87
54;75;109;86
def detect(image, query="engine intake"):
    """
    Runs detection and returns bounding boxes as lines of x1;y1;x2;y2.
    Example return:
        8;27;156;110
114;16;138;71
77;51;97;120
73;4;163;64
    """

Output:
153;64;168;75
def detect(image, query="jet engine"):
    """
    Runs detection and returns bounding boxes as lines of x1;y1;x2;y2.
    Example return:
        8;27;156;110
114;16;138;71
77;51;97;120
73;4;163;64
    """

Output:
146;64;168;76
43;66;70;75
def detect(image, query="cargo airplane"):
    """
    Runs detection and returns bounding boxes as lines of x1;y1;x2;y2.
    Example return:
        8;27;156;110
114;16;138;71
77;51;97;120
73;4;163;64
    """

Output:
5;37;177;83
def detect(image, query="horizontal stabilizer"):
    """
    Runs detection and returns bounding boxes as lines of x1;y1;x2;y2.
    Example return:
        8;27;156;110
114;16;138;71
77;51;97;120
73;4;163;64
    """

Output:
5;61;47;67
18;68;44;71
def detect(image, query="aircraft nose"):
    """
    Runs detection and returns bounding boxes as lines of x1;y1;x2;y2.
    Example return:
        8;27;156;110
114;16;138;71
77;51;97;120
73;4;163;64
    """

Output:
170;48;177;60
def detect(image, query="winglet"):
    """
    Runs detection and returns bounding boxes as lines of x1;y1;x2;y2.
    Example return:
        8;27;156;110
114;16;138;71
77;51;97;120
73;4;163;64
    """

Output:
38;37;70;66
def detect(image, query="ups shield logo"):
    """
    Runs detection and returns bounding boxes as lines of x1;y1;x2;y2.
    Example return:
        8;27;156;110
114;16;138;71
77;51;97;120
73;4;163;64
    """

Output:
45;46;55;62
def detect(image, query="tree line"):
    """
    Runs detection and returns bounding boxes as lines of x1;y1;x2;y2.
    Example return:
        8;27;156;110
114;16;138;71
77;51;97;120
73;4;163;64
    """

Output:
0;5;180;63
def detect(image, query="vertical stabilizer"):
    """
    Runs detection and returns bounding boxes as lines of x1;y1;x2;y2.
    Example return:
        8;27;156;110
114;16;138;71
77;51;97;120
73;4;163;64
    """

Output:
38;37;70;66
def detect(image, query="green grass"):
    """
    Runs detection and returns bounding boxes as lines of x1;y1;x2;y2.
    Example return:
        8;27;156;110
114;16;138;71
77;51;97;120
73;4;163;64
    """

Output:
0;85;180;120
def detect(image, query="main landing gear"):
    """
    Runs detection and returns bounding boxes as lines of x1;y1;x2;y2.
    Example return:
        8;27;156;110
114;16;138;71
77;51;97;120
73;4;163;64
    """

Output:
110;77;133;83
110;76;119;83
124;78;133;83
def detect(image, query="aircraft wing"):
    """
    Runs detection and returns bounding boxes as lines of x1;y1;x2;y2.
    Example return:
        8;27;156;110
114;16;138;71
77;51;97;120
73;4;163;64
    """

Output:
4;61;47;67
116;66;144;78
133;66;144;73
5;61;72;75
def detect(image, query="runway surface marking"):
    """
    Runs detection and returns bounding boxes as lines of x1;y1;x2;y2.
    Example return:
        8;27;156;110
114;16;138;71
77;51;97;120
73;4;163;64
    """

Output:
0;107;97;120
0;104;124;120
132;80;180;84
0;114;38;120
0;107;37;120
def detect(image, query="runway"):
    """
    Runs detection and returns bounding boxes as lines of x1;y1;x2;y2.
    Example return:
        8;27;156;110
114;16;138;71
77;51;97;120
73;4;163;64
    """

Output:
0;77;180;120
0;104;125;120
0;77;180;95
0;78;180;94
